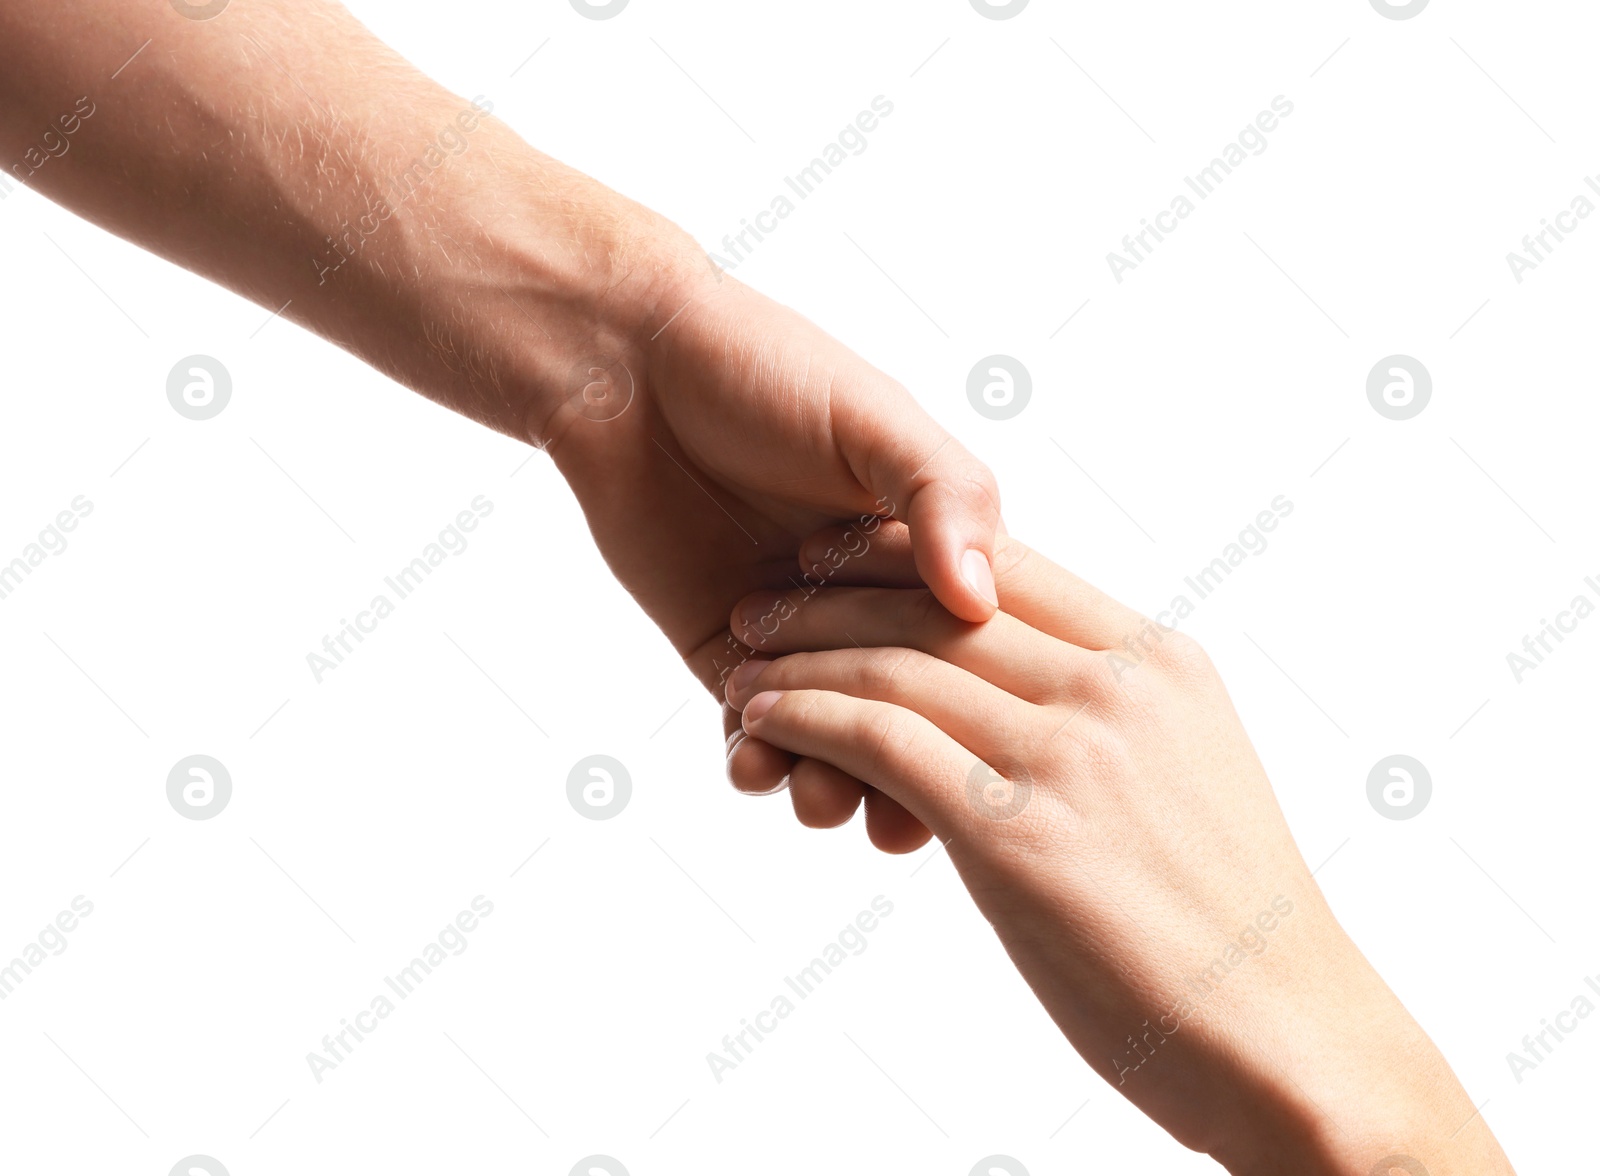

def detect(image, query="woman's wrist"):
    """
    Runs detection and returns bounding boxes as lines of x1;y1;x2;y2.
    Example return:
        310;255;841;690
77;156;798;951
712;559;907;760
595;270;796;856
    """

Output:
1209;934;1514;1176
1036;879;1505;1176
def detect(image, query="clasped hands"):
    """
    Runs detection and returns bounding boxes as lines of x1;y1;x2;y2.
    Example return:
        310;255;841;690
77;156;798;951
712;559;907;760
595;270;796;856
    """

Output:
0;1;1515;1165
537;251;1507;1172
715;520;1508;1175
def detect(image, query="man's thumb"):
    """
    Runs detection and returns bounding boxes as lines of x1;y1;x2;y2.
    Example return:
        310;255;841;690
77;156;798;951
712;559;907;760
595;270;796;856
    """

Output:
862;424;1002;623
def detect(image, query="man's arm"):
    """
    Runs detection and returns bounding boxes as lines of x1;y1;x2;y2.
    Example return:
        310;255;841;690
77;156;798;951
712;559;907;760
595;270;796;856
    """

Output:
2;1;1005;823
0;0;663;440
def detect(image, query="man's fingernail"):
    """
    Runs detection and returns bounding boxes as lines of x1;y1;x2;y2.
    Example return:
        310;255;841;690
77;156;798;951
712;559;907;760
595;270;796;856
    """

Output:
798;533;827;567
726;658;768;699
736;595;785;636
961;548;998;608
743;690;782;727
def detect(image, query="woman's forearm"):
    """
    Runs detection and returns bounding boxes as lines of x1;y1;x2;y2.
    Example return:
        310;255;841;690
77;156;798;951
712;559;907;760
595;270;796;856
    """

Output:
726;528;1516;1175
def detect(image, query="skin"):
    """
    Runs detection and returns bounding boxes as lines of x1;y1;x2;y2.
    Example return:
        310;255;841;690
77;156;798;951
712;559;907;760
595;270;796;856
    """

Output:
0;0;999;815
0;3;1515;1170
726;524;1517;1176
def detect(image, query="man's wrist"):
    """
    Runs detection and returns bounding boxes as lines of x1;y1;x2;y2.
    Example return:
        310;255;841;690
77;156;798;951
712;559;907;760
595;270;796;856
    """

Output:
357;118;697;446
498;174;702;449
2;0;711;450
489;173;732;456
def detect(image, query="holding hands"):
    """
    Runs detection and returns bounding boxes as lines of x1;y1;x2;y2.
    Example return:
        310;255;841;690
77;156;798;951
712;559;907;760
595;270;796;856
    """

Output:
725;524;1515;1176
0;2;1517;1167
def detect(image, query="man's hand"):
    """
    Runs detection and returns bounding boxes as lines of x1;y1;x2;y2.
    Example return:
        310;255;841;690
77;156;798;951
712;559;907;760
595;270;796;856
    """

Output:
0;0;1000;779
542;257;1001;808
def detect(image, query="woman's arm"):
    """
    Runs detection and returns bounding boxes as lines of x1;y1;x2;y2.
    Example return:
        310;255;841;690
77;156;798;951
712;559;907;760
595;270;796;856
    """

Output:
725;524;1515;1176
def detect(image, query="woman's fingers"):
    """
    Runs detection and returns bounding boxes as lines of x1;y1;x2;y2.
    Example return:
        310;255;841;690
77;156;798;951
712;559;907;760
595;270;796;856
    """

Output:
800;523;1147;653
725;661;878;816
731;585;1093;706
726;646;1039;771
739;688;990;840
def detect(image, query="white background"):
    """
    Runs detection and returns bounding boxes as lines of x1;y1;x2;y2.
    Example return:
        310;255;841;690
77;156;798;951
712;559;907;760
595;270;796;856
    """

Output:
1;1;1595;1172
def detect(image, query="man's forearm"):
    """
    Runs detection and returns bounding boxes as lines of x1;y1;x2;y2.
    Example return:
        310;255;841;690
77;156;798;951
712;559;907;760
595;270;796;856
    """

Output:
0;0;687;439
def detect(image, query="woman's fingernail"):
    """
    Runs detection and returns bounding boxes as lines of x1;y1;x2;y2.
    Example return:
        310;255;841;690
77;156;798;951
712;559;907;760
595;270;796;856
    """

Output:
961;548;998;608
743;690;782;727
726;657;768;699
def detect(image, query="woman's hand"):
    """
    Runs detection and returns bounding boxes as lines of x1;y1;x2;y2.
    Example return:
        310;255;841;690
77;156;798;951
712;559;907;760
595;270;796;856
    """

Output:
723;528;1515;1176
